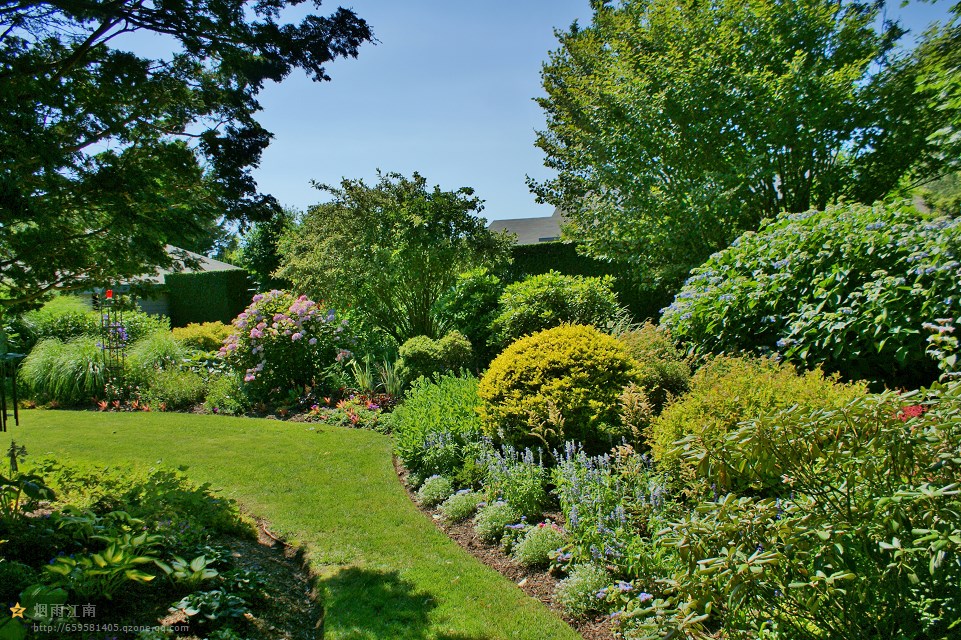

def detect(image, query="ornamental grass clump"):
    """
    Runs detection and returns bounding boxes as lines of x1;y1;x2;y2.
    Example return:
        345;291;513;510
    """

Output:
221;290;351;403
478;324;640;452
417;476;454;508
511;522;567;569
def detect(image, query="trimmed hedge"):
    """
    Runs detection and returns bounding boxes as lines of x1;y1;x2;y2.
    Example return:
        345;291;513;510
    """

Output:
166;270;252;327
507;242;670;321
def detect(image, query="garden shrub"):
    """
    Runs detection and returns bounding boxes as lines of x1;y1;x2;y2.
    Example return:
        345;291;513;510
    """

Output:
478;324;640;452
142;369;206;411
512;522;567;569
21;338;109;405
172;322;234;352
433;267;504;366
203;375;249;416
16;297;169;352
391;374;485;480
661;200;961;388
473;501;521;545
165;269;252;327
396;331;473;382
647;355;867;493
416;475;454;508
491;271;625;345
220;290;351;404
555;564;611;619
480;446;549;519
633;381;961;639
0;560;38;602
439;490;484;523
616;323;690;412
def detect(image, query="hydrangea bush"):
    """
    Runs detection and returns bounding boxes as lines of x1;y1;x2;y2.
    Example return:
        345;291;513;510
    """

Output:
661;201;961;388
221;290;351;403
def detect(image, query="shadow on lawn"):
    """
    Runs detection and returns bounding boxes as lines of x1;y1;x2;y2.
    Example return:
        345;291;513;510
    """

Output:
321;567;489;640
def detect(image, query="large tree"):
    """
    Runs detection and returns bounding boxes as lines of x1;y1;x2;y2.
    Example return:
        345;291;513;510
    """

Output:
277;172;513;343
0;0;372;308
531;0;950;287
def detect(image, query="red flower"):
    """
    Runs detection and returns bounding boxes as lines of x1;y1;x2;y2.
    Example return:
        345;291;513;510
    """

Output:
897;404;926;421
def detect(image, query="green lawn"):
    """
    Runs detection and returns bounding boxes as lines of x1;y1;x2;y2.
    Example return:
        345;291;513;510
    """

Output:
6;410;581;640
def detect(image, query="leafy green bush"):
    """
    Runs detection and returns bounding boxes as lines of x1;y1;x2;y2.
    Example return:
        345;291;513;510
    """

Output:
203;375;249;416
416;475;454;508
221;290;351;404
473;501;521;545
616;323;690;412
478;324;640;452
634;381;961;639
481;446;548;519
143;369;206;411
16;297;169;352
555;564;610;619
439;490;483;523
647;355;867;493
392;374;485;480
0;560;38;602
512;522;567;568
661;201;961;388
172;322;234;352
396;331;473;382
491;271;625;345
21;338;109;405
433;267;504;365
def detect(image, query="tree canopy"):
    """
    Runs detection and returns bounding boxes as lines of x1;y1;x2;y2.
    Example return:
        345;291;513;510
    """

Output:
0;0;372;308
277;172;513;343
531;0;953;287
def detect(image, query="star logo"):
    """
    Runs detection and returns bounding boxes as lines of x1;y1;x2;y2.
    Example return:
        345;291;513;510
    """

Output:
9;602;25;619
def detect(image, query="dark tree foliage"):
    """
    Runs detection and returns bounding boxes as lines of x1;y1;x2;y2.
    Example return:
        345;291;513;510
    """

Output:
531;0;951;288
0;0;372;308
237;207;296;291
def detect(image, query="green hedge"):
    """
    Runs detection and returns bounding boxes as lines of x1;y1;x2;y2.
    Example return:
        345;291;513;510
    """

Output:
165;270;252;327
506;242;669;321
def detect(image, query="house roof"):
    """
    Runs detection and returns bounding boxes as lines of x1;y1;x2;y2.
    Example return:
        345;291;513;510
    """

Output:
488;207;567;245
137;245;242;285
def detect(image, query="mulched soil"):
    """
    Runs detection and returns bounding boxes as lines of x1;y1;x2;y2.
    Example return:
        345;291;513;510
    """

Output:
394;458;616;640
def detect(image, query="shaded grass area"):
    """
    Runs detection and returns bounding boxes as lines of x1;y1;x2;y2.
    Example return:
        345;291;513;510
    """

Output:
6;410;581;640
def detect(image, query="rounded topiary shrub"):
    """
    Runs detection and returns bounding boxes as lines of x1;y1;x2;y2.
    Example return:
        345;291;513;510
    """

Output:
478;324;640;452
661;200;961;389
491;271;624;345
647;355;867;492
396;331;473;382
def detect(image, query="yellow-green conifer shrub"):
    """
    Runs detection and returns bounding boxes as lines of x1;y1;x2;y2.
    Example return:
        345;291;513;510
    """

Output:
647;355;867;492
171;321;234;352
478;324;640;452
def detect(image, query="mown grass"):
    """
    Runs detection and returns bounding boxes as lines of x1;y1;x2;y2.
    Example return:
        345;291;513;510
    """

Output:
6;410;581;640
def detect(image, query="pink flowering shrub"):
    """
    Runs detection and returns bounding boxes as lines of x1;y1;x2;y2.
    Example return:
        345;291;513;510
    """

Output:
221;290;351;403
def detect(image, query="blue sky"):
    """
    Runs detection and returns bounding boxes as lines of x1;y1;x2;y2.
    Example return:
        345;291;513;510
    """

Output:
125;1;957;223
